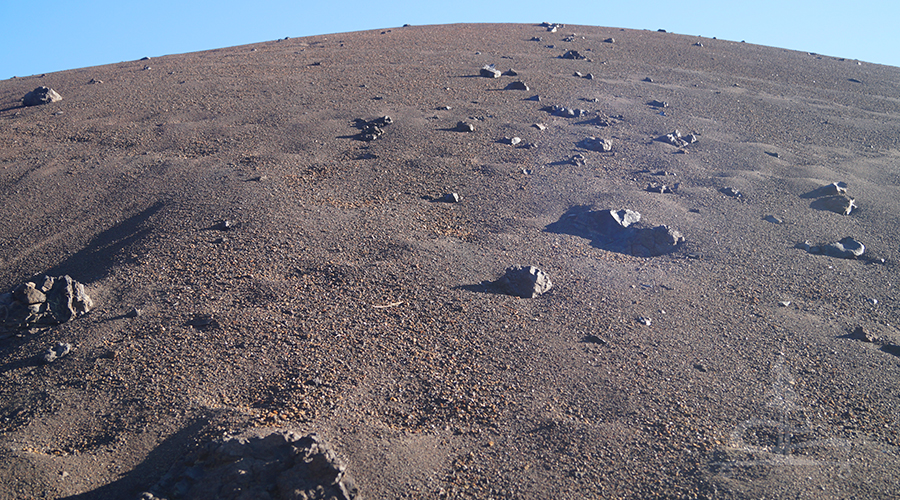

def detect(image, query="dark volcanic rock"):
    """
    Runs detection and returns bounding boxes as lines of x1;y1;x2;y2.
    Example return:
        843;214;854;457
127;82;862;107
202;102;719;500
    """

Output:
497;266;553;298
504;81;529;90
813;195;856;215
1;275;93;331
547;207;683;257
143;431;358;500
560;50;586;60
22;86;62;106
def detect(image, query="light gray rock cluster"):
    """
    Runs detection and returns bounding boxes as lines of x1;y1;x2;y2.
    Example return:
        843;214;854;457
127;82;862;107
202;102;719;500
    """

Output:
655;130;698;147
0;275;93;331
809;182;856;215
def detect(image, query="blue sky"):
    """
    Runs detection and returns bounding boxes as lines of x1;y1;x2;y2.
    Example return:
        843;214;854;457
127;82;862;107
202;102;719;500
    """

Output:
2;0;897;80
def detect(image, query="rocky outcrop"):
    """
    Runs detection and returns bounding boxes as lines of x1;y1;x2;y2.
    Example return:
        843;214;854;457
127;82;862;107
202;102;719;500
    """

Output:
0;275;93;331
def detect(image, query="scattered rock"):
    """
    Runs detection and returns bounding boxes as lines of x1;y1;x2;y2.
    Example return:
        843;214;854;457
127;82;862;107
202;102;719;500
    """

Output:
354;115;392;141
126;307;142;318
647;100;668;108
545;105;589;117
849;326;878;343
646;182;675;194
41;342;72;364
573;71;583;78
764;215;783;224
551;207;684;257
693;362;708;372
216;220;236;231
509;137;522;146
800;237;865;259
530;37;543;42
584;335;607;345
533;123;547;131
638;317;652;326
655;130;698;147
560;50;587;60
814;195;856;215
818;182;848;196
497;266;553;298
480;65;501;78
720;187;742;198
765;151;780;158
577;137;612;152
570;154;587;166
504;81;529;90
0;276;93;331
143;431;358;500
455;121;475;132
540;22;564;32
502;69;519;76
604;37;615;43
22;87;62;106
642;77;654;82
527;95;541;102
693;42;704;47
439;193;461;203
87;78;102;84
584;73;594;80
778;300;792;307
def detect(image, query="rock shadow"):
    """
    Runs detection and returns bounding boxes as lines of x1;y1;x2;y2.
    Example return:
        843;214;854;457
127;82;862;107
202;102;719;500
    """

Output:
545;205;684;257
36;201;164;284
60;415;212;500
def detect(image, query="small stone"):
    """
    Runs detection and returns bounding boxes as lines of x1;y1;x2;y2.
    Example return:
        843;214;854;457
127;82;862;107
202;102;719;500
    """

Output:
604;38;615;43
217;220;235;231
41;342;72;364
440;193;460;203
88;78;102;84
560;50;586;60
547;105;588;118
570;154;587;166
505;81;529;90
778;300;791;307
638;317;652;326
503;69;519;76
694;362;708;372
803;237;865;259
584;335;607;345
15;283;46;305
527;95;541;102
646;182;674;194
693;42;704;47
126;307;142;318
642;77;653;83
764;215;783;224
497;266;552;298
574;71;583;78
721;187;742;198
480;65;501;78
765;151;780;158
816;195;856;215
22;87;62;106
509;137;521;145
850;326;878;342
533;123;547;131
647;100;668;108
584;73;594;80
819;182;847;196
577;137;612;152
455;121;475;132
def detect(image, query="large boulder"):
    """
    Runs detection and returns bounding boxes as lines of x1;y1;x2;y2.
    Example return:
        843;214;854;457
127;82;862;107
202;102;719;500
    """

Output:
22;86;62;106
0;275;92;331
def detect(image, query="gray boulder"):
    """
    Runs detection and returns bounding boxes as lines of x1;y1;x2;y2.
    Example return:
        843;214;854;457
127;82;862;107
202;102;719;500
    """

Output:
1;275;93;331
498;266;553;298
578;137;612;152
23;86;62;106
801;237;865;259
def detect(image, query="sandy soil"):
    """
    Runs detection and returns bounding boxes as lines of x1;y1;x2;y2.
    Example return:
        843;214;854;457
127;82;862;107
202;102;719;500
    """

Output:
1;23;899;499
